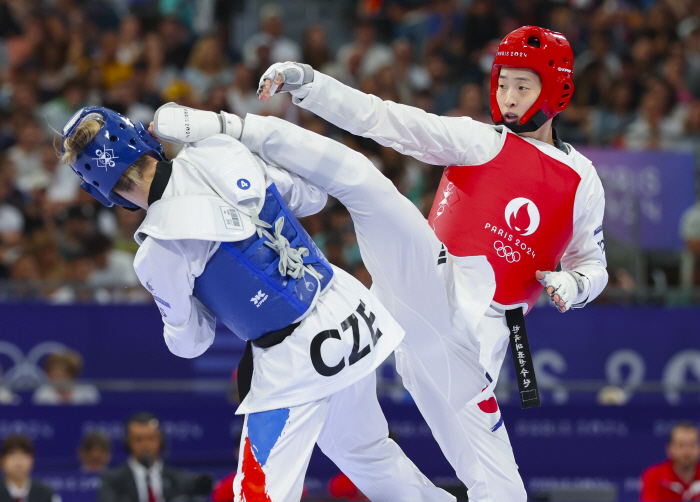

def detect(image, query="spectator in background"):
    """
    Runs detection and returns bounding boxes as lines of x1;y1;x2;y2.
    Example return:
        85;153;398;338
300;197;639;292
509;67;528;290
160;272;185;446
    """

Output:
301;24;332;72
78;431;112;474
680;187;700;288
424;0;465;65
336;19;393;85
0;365;19;405
391;39;431;102
157;17;193;71
0;435;61;502
6;119;46;194
0;157;24;249
104;78;155;125
423;51;458;115
586;78;637;146
137;32;178;99
83;233;139;291
624;77;686;150
26;231;66;283
42;143;81;209
110;206;144;256
575;30;622;80
640;421;700;501
446;82;490;123
98;32;134;91
99;412;212;502
678;16;700;98
32;350;100;405
115;15;143;67
243;4;301;71
182;36;232;103
38;41;75;102
38;78;86;137
55;205;93;260
462;0;500;69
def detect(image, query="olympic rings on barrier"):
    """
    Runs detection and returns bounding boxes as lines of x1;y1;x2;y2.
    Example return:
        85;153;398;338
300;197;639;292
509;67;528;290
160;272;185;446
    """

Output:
494;240;521;263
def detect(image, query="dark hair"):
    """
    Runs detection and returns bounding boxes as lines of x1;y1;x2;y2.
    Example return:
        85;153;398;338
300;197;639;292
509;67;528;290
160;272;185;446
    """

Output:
0;435;34;458
84;233;113;257
668;421;699;444
80;431;111;452
124;412;164;454
126;411;161;429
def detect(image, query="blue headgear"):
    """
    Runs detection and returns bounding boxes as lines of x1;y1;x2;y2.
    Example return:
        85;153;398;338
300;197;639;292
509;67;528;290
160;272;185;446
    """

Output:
61;106;165;209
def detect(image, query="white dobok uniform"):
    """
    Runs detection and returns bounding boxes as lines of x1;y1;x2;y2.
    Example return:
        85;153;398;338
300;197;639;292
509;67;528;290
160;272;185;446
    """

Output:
132;135;455;502
235;70;608;501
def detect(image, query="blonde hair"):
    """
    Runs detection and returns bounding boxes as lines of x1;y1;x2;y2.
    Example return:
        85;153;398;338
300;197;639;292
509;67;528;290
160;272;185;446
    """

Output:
60;113;146;194
187;36;226;73
61;113;104;165
45;350;83;379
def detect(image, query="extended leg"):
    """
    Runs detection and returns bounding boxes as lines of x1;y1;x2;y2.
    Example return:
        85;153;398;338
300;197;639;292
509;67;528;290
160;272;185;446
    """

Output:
240;115;480;321
316;371;456;502
393;308;527;502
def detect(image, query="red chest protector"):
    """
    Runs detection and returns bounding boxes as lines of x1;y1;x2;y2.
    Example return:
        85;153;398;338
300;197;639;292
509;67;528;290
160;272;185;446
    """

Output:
427;133;581;312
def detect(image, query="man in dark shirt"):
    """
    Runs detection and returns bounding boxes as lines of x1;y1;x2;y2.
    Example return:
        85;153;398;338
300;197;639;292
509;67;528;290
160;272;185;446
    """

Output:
640;421;700;501
99;412;211;502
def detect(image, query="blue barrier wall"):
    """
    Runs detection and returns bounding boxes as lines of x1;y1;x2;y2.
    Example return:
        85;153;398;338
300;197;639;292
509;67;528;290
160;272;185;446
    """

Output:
0;304;699;501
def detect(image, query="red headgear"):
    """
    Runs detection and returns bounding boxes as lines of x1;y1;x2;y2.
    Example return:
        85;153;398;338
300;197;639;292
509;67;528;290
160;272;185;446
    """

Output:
490;26;574;133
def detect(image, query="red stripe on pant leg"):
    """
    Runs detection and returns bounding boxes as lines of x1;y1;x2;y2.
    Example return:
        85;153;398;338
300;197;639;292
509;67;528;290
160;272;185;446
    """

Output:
477;397;499;413
240;437;272;502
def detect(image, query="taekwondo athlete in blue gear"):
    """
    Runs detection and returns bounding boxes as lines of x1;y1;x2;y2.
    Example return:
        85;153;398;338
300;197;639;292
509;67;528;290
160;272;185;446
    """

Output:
62;106;333;342
60;106;455;502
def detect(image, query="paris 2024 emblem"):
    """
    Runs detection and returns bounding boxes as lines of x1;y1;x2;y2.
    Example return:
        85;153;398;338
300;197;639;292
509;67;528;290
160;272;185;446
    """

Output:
486;197;541;262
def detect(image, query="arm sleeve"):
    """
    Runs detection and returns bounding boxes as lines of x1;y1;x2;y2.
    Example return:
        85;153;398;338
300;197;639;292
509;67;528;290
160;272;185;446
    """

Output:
295;71;502;167
263;161;328;217
561;171;608;307
133;238;217;359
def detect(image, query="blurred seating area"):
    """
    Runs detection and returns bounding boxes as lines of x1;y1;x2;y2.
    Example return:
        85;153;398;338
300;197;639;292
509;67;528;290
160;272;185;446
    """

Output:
0;0;699;305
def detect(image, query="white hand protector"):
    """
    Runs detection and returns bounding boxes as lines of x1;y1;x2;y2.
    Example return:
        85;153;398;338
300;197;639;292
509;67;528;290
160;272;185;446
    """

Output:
152;102;242;144
537;270;587;313
257;62;314;100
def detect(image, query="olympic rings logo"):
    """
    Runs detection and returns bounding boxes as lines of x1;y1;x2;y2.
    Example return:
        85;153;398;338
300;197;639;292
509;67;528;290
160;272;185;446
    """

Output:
494;241;521;263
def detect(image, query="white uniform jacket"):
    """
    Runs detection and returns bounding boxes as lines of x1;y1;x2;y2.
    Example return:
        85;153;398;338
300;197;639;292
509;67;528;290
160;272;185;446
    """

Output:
293;72;608;310
133;135;405;414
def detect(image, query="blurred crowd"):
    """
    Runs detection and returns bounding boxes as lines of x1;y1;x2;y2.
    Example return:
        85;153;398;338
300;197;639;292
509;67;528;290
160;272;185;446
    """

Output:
1;0;700;303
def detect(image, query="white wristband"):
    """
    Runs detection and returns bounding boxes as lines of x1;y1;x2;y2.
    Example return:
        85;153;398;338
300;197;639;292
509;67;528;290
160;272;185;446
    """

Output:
220;111;243;140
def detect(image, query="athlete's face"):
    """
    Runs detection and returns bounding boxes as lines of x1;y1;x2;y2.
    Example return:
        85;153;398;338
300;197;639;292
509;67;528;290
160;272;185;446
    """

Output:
496;68;542;125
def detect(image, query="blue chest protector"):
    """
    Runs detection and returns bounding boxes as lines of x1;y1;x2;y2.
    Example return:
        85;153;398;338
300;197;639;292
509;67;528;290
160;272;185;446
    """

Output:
192;184;334;341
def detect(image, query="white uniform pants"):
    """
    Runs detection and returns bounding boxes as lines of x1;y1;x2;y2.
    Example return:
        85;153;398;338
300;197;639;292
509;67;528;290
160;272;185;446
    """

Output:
242;117;528;501
232;371;455;502
333;161;526;502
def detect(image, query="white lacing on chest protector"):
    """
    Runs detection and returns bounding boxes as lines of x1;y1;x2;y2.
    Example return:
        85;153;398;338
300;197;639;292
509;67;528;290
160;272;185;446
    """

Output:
249;210;323;282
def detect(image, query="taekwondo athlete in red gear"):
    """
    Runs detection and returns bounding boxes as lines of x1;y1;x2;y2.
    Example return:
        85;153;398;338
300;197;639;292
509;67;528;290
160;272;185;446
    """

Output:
60;107;455;502
250;25;608;501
